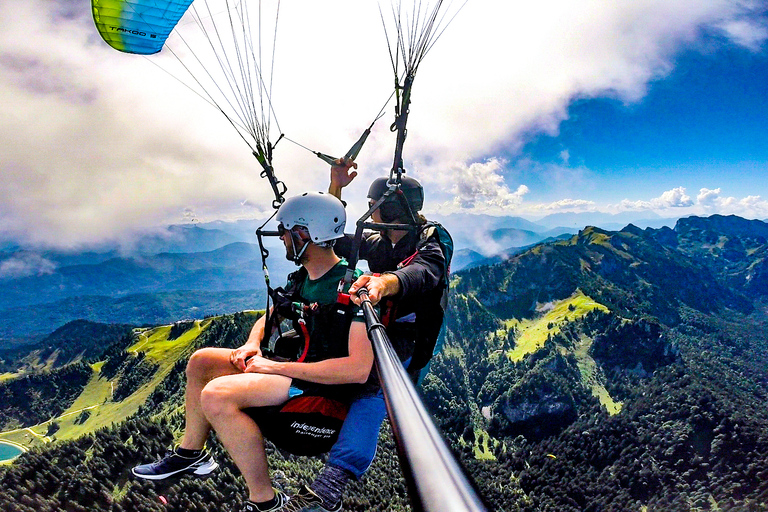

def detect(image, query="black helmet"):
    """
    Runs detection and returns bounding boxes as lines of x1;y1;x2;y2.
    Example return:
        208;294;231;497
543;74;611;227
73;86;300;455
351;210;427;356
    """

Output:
367;176;424;222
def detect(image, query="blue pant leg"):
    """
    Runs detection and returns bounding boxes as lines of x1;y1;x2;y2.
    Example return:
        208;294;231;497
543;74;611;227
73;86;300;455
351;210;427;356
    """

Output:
327;391;387;479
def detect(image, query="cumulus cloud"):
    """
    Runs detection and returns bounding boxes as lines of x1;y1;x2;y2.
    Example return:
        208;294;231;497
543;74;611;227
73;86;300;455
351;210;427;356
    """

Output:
431;159;529;212
617;187;694;211
698;187;726;209
659;187;695;208
1;0;767;248
697;188;768;217
603;186;768;219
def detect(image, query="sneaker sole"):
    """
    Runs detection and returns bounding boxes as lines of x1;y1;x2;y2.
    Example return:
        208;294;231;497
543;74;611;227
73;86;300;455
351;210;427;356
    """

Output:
193;459;219;477
131;459;219;480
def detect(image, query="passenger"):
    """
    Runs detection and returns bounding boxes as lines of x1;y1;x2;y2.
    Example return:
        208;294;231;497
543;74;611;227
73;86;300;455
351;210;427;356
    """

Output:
283;160;452;512
131;192;373;512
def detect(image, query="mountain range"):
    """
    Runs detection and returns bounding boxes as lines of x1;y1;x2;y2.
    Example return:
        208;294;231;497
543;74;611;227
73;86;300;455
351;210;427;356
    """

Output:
426;213;768;509
1;213;767;510
0;213;594;345
0;240;295;344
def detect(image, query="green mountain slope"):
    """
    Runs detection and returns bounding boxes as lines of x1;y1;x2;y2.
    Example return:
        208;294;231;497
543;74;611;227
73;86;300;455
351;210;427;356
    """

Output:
0;317;230;448
0;311;414;512
0;320;135;374
421;215;768;510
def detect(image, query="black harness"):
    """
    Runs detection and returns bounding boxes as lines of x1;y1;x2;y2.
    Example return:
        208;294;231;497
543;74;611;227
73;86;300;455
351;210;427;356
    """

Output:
261;267;356;365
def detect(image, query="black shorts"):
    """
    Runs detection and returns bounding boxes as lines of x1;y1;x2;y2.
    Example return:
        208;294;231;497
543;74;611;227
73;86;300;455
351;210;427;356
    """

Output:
244;395;349;456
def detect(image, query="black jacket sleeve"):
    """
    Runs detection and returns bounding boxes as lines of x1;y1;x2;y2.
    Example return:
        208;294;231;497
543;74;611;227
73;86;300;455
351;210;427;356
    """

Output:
388;236;446;299
333;233;354;260
333;233;374;262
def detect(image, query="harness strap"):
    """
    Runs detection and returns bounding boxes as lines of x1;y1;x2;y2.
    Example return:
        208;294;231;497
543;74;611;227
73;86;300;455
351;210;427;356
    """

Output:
296;319;310;363
398;250;419;268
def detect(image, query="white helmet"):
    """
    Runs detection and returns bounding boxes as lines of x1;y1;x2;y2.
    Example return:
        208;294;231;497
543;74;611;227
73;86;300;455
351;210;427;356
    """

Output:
276;191;346;244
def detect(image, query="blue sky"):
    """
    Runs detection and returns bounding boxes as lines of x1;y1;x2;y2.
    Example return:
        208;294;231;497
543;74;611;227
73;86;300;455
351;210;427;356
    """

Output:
510;43;768;209
1;0;768;249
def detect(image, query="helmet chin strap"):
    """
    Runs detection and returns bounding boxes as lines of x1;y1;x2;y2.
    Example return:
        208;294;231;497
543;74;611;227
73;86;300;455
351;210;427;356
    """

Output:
288;229;310;264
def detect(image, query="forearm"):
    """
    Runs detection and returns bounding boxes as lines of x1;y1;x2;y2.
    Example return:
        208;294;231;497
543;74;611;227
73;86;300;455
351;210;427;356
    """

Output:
244;312;268;349
265;357;370;385
390;243;445;297
248;322;372;383
328;182;343;199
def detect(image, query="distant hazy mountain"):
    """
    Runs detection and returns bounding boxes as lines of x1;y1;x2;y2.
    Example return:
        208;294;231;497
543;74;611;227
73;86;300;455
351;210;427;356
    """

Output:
0;243;280;308
0;224;251;267
451;249;487;271
532;210;676;231
193;218;267;243
131;224;243;254
428;213;547;251
452;233;575;271
487;227;578;249
430;212;545;231
0;289;266;342
428;211;673;251
0;241;295;343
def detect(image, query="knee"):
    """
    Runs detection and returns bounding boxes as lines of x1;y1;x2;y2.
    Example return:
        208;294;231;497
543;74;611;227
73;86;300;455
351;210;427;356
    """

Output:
199;380;235;421
186;347;219;381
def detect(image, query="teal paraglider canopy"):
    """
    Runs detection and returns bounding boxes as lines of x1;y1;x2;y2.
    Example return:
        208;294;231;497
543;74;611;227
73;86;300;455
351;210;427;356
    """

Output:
92;0;194;55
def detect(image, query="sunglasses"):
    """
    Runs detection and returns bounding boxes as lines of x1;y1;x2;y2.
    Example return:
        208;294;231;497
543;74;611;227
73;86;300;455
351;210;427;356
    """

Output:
277;223;308;236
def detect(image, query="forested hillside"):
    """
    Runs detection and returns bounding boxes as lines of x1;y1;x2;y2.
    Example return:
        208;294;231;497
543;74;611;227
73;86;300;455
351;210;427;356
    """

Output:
1;215;768;511
421;214;768;510
0;312;412;512
0;320;135;374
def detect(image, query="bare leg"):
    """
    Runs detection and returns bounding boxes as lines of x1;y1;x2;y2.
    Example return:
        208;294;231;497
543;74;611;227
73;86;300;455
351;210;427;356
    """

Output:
180;347;239;450
200;372;292;502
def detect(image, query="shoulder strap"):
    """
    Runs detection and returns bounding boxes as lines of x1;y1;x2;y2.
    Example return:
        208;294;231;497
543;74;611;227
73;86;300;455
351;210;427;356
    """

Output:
419;221;453;277
262;267;310;348
420;221;453;311
286;267;309;295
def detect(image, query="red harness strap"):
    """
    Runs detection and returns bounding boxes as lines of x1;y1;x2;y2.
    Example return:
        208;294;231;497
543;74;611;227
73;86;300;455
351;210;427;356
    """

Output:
398;250;419;268
296;319;310;363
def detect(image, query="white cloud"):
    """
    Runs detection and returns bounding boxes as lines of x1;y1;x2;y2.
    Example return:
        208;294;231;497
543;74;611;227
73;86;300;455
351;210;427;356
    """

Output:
618;187;694;211
696;188;768;217
717;18;768;50
602;186;768;219
1;0;767;248
697;187;725;209
536;199;597;212
0;253;57;280
429;159;529;213
658;187;695;208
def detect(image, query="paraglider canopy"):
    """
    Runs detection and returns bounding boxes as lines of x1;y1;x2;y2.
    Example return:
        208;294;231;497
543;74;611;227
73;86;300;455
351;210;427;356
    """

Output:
92;0;193;55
